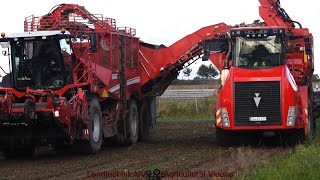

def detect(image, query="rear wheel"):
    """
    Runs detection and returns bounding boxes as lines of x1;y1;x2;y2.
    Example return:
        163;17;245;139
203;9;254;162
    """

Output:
305;96;316;142
115;99;139;145
139;100;151;141
80;98;103;154
2;142;35;158
127;100;139;144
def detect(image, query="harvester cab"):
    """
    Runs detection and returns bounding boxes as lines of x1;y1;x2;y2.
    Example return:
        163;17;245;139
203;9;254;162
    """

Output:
231;28;286;68
1;30;72;90
202;27;287;87
203;27;286;68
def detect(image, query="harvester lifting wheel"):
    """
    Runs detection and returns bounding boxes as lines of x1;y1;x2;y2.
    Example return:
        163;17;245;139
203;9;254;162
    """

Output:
80;98;103;154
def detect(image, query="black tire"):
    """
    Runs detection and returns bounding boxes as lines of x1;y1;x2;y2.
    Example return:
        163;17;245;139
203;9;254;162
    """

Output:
305;96;316;142
114;99;139;146
127;100;139;144
311;103;317;139
2;146;35;158
280;95;316;146
139;100;151;141
315;103;320;118
216;127;259;146
215;127;233;146
80;98;103;154
52;143;72;154
280;129;304;147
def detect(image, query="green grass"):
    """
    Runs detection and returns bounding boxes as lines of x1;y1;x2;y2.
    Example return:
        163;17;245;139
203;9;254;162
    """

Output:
156;97;216;120
157;96;320;179
239;123;320;180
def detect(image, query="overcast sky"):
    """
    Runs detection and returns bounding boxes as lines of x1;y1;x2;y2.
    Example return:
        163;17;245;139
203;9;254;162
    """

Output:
0;0;318;79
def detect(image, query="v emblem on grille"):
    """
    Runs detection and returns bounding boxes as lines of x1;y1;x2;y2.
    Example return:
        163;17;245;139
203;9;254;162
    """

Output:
253;93;261;107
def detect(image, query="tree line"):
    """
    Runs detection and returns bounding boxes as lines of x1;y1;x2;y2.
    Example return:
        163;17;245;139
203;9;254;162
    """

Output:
183;64;219;80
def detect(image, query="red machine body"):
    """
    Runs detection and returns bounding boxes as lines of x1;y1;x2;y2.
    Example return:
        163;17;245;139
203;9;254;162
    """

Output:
0;0;315;156
203;0;316;144
0;4;230;155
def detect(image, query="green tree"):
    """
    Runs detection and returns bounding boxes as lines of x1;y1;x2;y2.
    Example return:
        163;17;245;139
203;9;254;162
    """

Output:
208;64;219;78
197;64;210;79
183;67;192;80
312;74;319;82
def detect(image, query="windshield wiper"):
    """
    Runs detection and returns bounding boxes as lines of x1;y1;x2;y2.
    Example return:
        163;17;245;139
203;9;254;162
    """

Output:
264;39;281;52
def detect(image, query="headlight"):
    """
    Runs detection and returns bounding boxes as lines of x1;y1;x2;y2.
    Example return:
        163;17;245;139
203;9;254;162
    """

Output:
221;108;230;127
216;108;230;127
286;106;296;126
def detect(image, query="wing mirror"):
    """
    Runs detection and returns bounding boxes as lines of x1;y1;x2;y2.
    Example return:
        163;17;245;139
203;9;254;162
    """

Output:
304;37;312;55
90;33;97;53
202;38;228;61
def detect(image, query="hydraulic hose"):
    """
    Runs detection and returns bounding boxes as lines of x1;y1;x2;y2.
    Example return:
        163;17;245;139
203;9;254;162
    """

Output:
224;32;231;69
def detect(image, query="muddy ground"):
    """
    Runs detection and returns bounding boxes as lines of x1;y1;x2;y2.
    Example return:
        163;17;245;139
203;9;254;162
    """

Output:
0;120;293;179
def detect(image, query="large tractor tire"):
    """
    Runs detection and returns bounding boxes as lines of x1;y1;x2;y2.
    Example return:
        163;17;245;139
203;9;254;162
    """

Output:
280;129;304;147
315;103;320;119
139;100;151;141
215;127;234;146
127;100;139;144
216;127;259;146
80;98;103;154
115;99;139;146
282;90;317;146
305;96;317;142
2;142;35;159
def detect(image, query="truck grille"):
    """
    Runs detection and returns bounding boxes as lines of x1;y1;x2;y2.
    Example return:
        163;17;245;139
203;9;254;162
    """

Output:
234;81;281;126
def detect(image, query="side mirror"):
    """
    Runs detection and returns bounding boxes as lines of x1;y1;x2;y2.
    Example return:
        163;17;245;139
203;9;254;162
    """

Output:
90;33;97;53
202;38;228;61
304;37;312;55
65;38;70;45
2;50;7;56
0;42;9;48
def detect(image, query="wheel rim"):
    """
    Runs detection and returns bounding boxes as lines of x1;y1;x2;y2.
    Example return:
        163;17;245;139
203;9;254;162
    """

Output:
130;108;137;137
92;112;100;143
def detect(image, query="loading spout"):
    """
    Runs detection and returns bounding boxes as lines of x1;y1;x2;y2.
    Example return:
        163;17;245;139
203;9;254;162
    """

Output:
139;23;230;95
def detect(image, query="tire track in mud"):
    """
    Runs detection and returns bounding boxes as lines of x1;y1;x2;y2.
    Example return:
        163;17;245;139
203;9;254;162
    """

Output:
0;120;292;179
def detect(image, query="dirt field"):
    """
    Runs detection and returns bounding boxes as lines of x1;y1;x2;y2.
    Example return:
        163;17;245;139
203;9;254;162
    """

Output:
0;120;292;179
